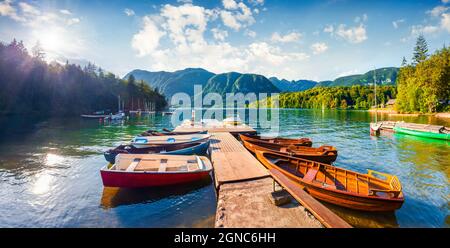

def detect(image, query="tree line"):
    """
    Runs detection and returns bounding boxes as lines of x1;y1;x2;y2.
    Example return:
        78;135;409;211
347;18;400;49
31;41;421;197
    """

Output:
0;39;167;116
396;35;449;113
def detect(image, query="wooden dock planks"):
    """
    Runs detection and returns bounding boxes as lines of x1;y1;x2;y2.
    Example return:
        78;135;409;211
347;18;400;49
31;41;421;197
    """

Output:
209;132;269;188
269;169;352;228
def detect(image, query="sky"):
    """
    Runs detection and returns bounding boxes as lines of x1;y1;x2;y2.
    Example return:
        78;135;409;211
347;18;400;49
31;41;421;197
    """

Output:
0;0;449;81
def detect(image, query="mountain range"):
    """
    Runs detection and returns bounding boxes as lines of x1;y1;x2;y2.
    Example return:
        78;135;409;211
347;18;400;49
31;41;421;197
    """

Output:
124;67;399;97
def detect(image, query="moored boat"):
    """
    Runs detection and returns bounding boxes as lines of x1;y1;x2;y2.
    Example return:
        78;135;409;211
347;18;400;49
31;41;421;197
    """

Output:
131;134;210;148
104;140;210;164
393;122;450;141
140;128;207;136
255;150;404;211
240;136;337;164
100;154;213;188
240;133;312;147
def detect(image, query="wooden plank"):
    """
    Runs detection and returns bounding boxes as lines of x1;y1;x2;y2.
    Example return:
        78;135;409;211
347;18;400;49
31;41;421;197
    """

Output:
269;169;352;228
210;132;269;187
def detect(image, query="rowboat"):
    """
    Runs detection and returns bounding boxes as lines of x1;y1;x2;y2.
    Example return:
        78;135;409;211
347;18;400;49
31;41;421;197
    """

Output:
255;150;404;211
105;111;125;121
104;140;210;164
241;136;337;164
101;154;213;188
239;133;312;147
393;122;450;141
223;115;242;126
81;110;110;119
140;128;207;136
131;134;210;148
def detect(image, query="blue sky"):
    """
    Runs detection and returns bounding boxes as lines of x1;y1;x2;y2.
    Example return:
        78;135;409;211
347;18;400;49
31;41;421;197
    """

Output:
1;0;449;81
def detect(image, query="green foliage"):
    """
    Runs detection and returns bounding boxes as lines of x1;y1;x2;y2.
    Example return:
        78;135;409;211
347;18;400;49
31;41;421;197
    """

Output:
412;35;429;65
396;46;449;113
0;39;167;116
253;85;396;110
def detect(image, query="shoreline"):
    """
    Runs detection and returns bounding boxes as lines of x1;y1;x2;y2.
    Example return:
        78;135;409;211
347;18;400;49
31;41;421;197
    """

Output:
368;109;450;118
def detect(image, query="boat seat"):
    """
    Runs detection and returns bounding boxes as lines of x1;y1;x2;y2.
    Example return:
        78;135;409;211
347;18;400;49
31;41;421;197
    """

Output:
158;159;167;172
126;158;141;172
303;168;319;183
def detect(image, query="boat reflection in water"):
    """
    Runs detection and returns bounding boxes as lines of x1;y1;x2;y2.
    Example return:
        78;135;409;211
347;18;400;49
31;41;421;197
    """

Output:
321;201;399;228
100;176;213;209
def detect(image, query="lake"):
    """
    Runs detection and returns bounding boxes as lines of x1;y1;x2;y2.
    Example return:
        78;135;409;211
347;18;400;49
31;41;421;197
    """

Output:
0;109;448;227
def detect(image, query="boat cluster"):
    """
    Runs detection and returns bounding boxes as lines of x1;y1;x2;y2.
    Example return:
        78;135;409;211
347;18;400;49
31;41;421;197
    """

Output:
99;127;405;212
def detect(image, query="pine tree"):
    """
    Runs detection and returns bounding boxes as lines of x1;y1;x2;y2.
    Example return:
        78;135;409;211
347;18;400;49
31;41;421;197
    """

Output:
32;41;45;60
401;56;407;67
412;34;428;65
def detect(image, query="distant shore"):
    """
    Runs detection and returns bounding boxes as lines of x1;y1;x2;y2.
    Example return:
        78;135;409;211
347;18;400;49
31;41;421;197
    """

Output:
368;109;450;119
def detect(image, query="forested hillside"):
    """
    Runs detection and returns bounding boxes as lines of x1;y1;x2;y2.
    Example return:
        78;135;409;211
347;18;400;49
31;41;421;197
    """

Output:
0;39;166;116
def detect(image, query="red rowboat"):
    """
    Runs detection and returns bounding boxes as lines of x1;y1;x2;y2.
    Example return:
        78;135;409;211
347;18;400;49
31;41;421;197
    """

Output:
100;154;213;188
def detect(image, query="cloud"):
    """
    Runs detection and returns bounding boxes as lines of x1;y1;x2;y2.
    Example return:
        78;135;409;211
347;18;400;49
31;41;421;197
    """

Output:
411;24;440;36
130;3;309;80
60;9;72;15
0;0;24;22
335;24;367;43
19;2;40;16
220;0;255;31
311;42;328;54
248;0;265;5
392;19;405;29
427;6;449;17
323;24;334;33
132;16;166;56
271;31;301;43
245;29;256;38
442;0;449;4
124;8;135;16
66;17;80;26
211;28;228;41
441;13;450;32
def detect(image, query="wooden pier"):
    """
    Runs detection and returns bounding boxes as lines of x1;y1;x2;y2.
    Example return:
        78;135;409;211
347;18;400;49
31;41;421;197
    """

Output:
174;122;350;228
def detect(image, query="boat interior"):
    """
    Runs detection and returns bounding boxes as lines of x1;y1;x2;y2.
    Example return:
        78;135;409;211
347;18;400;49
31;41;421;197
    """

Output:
264;153;402;199
110;155;206;173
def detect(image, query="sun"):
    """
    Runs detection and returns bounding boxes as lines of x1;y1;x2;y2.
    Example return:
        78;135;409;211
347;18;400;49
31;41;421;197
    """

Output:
39;29;65;53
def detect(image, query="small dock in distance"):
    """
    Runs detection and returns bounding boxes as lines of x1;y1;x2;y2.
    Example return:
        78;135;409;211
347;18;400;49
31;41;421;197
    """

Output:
174;122;350;228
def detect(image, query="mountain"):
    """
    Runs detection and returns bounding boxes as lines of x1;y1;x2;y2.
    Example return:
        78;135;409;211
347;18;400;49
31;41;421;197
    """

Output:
204;73;280;96
270;67;399;92
124;67;399;97
269;77;317;92
330;67;398;87
124;69;280;97
124;68;215;97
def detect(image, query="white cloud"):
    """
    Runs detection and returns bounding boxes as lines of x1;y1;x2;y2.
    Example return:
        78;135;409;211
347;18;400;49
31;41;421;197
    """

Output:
66;17;80;26
392;19;405;29
132;16;166;56
411;24;440;36
130;3;309;80
0;0;24;22
211;28;228;41
442;0;449;4
441;13;450;32
427;6;449;17
245;29;256;38
19;2;40;16
249;0;265;5
124;8;135;16
323;24;334;33
220;1;255;31
335;24;367;44
311;42;328;54
60;9;72;15
177;0;193;3
271;31;301;43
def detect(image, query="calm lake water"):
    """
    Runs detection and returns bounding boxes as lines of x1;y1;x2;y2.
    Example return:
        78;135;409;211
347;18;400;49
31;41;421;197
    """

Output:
0;109;448;227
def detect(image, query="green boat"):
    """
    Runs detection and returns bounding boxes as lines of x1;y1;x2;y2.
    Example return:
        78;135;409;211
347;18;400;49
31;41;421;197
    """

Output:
394;123;450;141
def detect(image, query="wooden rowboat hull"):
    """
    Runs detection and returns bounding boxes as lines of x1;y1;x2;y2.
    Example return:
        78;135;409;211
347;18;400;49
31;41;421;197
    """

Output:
100;169;211;188
240;133;313;147
255;151;404;212
241;138;337;164
104;140;210;164
394;126;449;141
